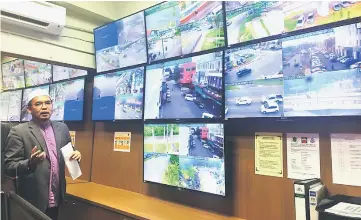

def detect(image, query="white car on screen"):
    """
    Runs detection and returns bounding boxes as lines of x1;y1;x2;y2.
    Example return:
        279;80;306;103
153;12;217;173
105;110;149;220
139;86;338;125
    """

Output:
181;87;190;92
261;101;279;114
350;61;361;69
261;94;283;103
307;12;314;24
185;94;195;101
202;112;215;118
296;14;305;28
236;97;252;105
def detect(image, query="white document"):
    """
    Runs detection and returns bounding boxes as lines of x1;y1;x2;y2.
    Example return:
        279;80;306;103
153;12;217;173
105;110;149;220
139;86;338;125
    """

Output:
287;133;320;180
331;133;361;187
325;202;361;218
61;142;82;180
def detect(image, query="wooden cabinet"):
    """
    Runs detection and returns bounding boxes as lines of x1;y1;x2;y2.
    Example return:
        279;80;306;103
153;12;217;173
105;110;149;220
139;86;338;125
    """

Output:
59;195;137;220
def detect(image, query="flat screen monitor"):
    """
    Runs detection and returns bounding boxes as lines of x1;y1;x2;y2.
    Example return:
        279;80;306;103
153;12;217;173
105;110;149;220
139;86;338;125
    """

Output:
92;67;144;120
282;23;361;117
1;59;25;90
144;51;223;120
24;60;52;87
283;1;361;33
225;22;361;118
145;1;225;63
145;1;182;61
94;11;147;73
50;78;85;121
0;92;9;121
179;1;225;55
21;85;49;122
225;1;284;45
0;90;21;122
52;65;87;82
225;39;284;118
143;123;225;196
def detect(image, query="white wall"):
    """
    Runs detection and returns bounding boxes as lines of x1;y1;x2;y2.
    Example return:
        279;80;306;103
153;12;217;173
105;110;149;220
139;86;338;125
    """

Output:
0;1;159;69
1;8;102;69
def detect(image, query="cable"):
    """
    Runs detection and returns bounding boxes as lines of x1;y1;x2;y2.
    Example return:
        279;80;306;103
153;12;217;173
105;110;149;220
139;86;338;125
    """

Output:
59;35;94;44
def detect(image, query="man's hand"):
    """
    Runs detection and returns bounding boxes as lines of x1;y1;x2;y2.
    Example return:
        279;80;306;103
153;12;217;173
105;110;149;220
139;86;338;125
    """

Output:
70;150;81;162
29;146;46;169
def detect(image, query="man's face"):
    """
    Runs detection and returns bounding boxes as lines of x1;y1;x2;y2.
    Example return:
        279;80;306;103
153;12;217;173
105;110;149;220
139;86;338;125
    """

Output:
27;95;53;121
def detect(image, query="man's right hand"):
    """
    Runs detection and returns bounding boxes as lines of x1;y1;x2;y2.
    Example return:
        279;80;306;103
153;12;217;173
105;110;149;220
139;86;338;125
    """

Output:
29;146;46;169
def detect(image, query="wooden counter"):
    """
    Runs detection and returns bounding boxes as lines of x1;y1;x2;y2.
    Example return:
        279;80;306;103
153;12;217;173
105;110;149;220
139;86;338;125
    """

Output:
65;180;244;220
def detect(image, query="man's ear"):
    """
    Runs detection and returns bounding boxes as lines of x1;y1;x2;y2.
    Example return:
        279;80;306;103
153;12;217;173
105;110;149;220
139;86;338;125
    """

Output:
27;107;32;114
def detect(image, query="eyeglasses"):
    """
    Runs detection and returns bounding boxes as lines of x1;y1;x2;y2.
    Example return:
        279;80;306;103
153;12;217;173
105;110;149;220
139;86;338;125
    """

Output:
29;100;53;108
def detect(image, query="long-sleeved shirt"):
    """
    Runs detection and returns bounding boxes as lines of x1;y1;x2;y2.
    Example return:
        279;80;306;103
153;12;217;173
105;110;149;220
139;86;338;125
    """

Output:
39;122;59;208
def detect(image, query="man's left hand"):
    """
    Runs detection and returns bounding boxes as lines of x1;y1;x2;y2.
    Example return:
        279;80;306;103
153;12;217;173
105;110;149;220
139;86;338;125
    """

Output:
70;150;81;162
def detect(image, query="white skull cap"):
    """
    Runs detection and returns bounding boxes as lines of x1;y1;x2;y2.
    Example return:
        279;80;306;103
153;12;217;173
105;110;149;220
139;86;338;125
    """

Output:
27;89;50;105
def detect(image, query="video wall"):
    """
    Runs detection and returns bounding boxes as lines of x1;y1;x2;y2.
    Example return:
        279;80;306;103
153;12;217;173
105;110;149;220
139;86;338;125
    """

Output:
1;58;88;122
0;90;22;121
144;123;225;196
225;23;361;118
92;67;144;120
1;59;25;90
94;11;147;73
225;1;361;45
144;51;223;120
145;1;224;62
91;1;361;196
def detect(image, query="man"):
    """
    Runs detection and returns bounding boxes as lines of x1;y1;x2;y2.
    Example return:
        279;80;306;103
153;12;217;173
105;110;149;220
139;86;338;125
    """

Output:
4;89;81;220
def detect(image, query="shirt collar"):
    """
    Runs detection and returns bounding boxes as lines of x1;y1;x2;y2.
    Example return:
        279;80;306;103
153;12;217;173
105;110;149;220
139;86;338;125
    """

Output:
32;120;51;130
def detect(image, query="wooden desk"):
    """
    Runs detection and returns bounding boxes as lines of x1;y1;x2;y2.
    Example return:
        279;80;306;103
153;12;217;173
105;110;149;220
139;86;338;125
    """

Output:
65;180;244;220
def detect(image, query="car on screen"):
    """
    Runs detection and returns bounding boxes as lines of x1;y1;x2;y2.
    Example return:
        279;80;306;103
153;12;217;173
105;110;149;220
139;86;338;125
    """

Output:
307;12;314;24
185;94;195;101
296;15;305;28
333;3;342;11
181;87;190;92
341;1;353;8
194;100;205;109
237;68;252;77
236;97;252;105
350;61;361;69
261;101;279;114
261;94;283;104
202;112;215;118
225;62;233;71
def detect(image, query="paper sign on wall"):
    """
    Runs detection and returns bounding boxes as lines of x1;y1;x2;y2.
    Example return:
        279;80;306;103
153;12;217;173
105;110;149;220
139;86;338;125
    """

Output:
69;131;76;146
114;132;131;152
331;133;361;187
286;133;320;180
255;132;283;177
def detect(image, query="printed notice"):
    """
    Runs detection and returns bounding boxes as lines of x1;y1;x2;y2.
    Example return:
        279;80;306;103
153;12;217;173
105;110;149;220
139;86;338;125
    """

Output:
69;131;76;147
331;133;361;187
255;132;283;177
287;133;320;180
114;132;131;152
